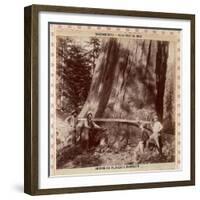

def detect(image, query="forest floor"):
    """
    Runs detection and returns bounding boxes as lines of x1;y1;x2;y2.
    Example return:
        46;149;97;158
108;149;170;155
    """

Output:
56;114;175;169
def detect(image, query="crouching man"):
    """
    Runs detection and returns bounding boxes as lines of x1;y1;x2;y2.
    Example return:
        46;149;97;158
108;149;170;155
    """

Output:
134;121;150;157
82;111;106;151
138;121;150;153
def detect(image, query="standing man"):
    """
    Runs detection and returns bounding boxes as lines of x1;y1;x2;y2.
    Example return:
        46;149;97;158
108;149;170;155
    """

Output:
147;115;163;155
66;110;79;145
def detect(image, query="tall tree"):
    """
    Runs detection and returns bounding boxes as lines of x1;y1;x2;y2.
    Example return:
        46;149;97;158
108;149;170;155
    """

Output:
64;44;92;109
56;36;97;113
56;36;73;111
80;38;171;125
155;41;169;120
87;37;101;75
79;38;159;119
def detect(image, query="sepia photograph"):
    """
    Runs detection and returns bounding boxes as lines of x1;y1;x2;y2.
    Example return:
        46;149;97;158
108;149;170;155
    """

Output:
24;5;195;194
49;24;180;176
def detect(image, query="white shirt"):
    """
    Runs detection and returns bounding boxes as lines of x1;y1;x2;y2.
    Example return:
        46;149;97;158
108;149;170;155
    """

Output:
66;115;78;129
152;121;163;133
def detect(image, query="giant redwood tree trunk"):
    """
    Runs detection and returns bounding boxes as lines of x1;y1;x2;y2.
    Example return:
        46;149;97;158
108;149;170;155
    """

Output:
79;38;171;125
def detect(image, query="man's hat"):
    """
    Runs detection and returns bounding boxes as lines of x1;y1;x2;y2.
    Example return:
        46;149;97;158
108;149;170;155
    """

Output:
71;110;78;115
86;111;93;117
153;115;158;120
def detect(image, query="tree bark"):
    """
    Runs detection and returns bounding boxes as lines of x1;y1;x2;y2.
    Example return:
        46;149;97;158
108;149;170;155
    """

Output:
79;38;163;121
155;41;169;120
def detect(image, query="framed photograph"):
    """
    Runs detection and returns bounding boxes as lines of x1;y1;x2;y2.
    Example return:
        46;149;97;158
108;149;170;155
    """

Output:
24;4;195;195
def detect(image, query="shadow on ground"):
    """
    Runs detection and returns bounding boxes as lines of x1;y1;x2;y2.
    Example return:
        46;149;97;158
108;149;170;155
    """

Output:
57;145;102;169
